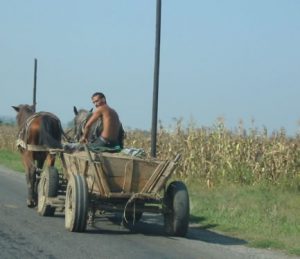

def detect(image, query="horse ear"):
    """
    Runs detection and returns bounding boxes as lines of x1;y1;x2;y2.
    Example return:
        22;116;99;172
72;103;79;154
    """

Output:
12;106;19;112
29;105;35;112
73;106;78;115
89;108;93;112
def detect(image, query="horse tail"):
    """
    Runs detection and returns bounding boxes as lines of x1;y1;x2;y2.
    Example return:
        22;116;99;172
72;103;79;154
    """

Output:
118;124;125;149
39;115;63;148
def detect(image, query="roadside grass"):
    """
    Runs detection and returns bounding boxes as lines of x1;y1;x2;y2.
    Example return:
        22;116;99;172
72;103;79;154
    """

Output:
0;150;23;172
0;149;65;174
189;181;300;256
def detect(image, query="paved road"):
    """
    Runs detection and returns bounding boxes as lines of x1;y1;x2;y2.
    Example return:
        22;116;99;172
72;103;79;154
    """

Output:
0;166;298;259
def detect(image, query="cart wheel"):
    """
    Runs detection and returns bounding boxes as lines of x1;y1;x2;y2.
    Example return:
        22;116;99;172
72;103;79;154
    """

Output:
37;166;59;216
164;181;189;237
65;174;88;232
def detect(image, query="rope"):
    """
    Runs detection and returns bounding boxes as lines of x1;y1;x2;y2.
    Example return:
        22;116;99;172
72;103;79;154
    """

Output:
123;193;139;224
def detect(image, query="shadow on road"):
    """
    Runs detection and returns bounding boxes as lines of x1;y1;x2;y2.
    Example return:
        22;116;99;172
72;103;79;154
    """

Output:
187;225;247;245
85;212;247;246
188;214;247;245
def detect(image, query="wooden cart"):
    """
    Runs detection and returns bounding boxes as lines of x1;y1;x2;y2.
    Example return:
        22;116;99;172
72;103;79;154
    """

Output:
37;148;190;237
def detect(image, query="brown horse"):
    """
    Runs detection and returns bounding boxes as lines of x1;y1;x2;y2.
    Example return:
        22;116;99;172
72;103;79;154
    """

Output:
12;104;63;208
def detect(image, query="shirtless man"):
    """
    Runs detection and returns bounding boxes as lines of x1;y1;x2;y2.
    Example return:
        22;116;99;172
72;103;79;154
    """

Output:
80;92;123;148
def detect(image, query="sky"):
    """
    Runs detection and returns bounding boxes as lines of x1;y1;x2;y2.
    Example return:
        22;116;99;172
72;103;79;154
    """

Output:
1;1;300;135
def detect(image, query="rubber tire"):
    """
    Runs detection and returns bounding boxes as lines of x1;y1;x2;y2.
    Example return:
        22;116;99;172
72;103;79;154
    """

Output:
164;181;190;237
65;174;88;232
37;166;59;216
46;167;59;197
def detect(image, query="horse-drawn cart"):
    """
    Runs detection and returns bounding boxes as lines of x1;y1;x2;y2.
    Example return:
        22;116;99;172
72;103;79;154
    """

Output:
38;147;190;237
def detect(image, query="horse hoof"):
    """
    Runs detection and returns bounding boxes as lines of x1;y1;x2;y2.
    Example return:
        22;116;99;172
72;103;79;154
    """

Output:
27;200;36;208
87;219;95;226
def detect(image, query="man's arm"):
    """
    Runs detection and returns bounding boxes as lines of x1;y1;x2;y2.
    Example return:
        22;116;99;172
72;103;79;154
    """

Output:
80;108;102;143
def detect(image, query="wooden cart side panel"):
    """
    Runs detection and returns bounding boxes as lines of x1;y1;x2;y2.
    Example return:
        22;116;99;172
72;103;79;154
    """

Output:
150;160;178;193
100;156;162;193
63;152;174;195
63;153;110;196
122;159;133;192
63;154;84;175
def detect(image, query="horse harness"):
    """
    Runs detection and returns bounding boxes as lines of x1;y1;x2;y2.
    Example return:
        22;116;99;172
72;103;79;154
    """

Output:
16;112;64;153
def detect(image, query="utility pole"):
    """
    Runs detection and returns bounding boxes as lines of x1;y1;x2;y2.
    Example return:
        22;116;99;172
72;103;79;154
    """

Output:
33;58;38;112
151;0;162;158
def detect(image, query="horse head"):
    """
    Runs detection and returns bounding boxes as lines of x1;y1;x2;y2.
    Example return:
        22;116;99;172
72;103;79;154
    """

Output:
12;104;35;129
73;106;100;142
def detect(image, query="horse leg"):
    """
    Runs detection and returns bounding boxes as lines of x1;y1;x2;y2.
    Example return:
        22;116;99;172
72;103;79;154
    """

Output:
33;157;44;206
88;208;96;226
32;152;48;206
22;151;36;208
25;172;34;208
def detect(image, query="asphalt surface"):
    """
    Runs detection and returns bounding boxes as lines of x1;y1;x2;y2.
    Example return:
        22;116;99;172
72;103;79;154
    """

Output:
0;165;298;259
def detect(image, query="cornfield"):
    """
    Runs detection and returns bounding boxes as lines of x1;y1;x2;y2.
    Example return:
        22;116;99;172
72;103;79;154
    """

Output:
0;124;18;152
1;119;300;187
125;119;300;187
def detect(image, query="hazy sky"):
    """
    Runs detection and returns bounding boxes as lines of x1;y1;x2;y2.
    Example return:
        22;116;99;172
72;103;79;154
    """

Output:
1;1;300;135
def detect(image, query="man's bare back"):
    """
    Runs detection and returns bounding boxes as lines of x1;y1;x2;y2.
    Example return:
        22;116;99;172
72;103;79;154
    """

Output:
80;92;122;145
94;104;120;141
